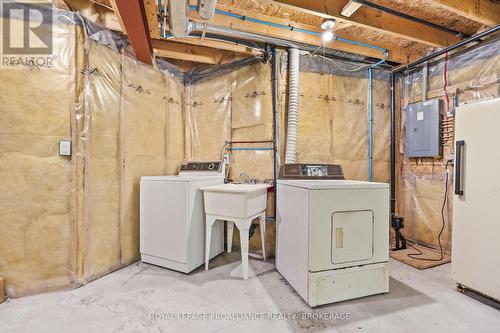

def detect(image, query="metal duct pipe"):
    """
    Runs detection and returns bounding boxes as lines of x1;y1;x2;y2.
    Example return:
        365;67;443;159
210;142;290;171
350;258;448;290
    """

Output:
285;48;300;164
189;21;300;48
186;21;388;63
197;0;217;20
167;0;189;38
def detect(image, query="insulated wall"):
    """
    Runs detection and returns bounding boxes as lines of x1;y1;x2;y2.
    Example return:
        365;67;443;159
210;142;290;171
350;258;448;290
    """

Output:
0;14;78;297
77;42;185;283
279;54;391;183
121;55;170;263
0;5;393;297
185;60;275;254
396;39;500;250
78;40;122;281
0;6;185;296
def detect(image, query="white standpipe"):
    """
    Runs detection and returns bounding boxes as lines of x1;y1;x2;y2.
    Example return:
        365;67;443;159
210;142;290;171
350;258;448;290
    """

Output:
285;47;300;164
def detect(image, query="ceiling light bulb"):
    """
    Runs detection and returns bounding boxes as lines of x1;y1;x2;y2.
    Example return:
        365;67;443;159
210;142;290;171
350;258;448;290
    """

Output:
321;19;336;30
322;31;334;42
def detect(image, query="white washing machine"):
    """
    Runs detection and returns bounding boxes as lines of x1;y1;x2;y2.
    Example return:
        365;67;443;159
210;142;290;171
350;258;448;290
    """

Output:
140;162;225;273
276;164;389;307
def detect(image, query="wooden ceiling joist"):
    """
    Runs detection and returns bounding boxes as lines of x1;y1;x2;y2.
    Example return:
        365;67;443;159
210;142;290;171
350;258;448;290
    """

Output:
152;39;228;64
185;6;421;63
144;0;161;39
140;1;423;63
430;0;500;26
162;37;262;57
273;0;462;47
109;0;126;34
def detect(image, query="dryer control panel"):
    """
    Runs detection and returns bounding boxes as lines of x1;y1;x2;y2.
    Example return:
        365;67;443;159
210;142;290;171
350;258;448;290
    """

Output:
279;164;344;180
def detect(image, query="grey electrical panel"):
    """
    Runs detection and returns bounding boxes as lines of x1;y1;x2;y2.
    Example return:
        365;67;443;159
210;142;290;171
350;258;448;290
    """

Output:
405;99;442;157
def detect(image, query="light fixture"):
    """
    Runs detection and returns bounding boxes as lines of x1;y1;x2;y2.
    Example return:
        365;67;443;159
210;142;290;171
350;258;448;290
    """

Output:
322;30;334;42
320;19;336;30
341;0;362;17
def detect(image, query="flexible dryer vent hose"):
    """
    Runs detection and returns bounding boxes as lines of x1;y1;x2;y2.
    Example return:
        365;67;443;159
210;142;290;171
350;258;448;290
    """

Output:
285;47;299;164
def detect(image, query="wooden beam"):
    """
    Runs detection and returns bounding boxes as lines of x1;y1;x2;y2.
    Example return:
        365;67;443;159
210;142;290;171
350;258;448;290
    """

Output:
143;1;422;63
430;0;500;26
273;0;462;47
161;37;262;56
187;7;422;63
132;1;263;59
109;0;126;33
114;0;153;64
144;0;161;39
152;39;230;64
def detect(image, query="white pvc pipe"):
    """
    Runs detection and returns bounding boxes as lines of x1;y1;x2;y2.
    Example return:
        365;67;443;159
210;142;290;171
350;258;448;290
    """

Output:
285;48;300;164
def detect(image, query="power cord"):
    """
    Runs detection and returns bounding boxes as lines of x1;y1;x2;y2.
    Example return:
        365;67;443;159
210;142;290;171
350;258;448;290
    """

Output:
407;160;451;261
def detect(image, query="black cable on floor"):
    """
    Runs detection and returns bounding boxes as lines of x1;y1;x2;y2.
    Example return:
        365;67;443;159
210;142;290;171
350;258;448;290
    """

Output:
407;160;450;262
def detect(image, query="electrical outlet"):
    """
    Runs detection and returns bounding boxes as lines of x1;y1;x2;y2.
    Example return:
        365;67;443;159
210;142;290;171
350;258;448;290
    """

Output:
447;153;455;162
59;140;72;156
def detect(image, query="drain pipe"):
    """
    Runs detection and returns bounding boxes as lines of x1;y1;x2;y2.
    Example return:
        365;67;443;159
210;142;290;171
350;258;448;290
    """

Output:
285;48;300;164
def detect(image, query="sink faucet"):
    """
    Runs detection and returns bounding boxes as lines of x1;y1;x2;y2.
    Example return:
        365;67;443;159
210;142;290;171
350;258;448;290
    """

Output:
240;173;258;184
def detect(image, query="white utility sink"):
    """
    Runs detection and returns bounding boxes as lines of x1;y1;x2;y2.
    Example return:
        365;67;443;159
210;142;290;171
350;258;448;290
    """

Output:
200;183;269;218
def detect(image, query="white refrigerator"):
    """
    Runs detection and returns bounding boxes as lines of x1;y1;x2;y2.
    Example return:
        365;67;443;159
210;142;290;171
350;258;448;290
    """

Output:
452;97;500;301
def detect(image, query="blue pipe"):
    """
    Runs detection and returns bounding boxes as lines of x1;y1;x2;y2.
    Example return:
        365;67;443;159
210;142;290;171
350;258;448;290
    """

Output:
368;67;373;182
161;31;262;50
158;0;164;36
272;47;279;221
367;59;386;181
186;6;388;57
226;147;274;151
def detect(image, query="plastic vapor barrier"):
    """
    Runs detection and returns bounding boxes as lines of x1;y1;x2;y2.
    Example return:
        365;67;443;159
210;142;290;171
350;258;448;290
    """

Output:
0;8;78;297
0;3;396;297
396;38;500;250
279;52;391;182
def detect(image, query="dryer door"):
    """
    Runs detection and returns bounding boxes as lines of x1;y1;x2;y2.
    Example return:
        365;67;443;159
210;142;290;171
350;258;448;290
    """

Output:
332;210;373;264
308;188;389;272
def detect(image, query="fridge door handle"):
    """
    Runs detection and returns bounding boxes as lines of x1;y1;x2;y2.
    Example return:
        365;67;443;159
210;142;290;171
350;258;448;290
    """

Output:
455;140;465;195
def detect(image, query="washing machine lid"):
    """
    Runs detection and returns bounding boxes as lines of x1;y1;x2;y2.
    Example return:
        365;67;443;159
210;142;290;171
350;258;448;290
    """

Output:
141;175;224;182
277;179;388;190
141;161;225;182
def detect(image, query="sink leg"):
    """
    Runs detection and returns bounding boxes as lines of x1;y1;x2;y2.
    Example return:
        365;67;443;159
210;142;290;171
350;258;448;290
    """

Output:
227;221;234;253
205;216;215;270
259;213;266;261
239;226;250;280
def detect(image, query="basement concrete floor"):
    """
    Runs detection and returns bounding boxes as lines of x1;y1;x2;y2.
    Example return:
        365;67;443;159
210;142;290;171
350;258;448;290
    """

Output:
1;255;499;333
